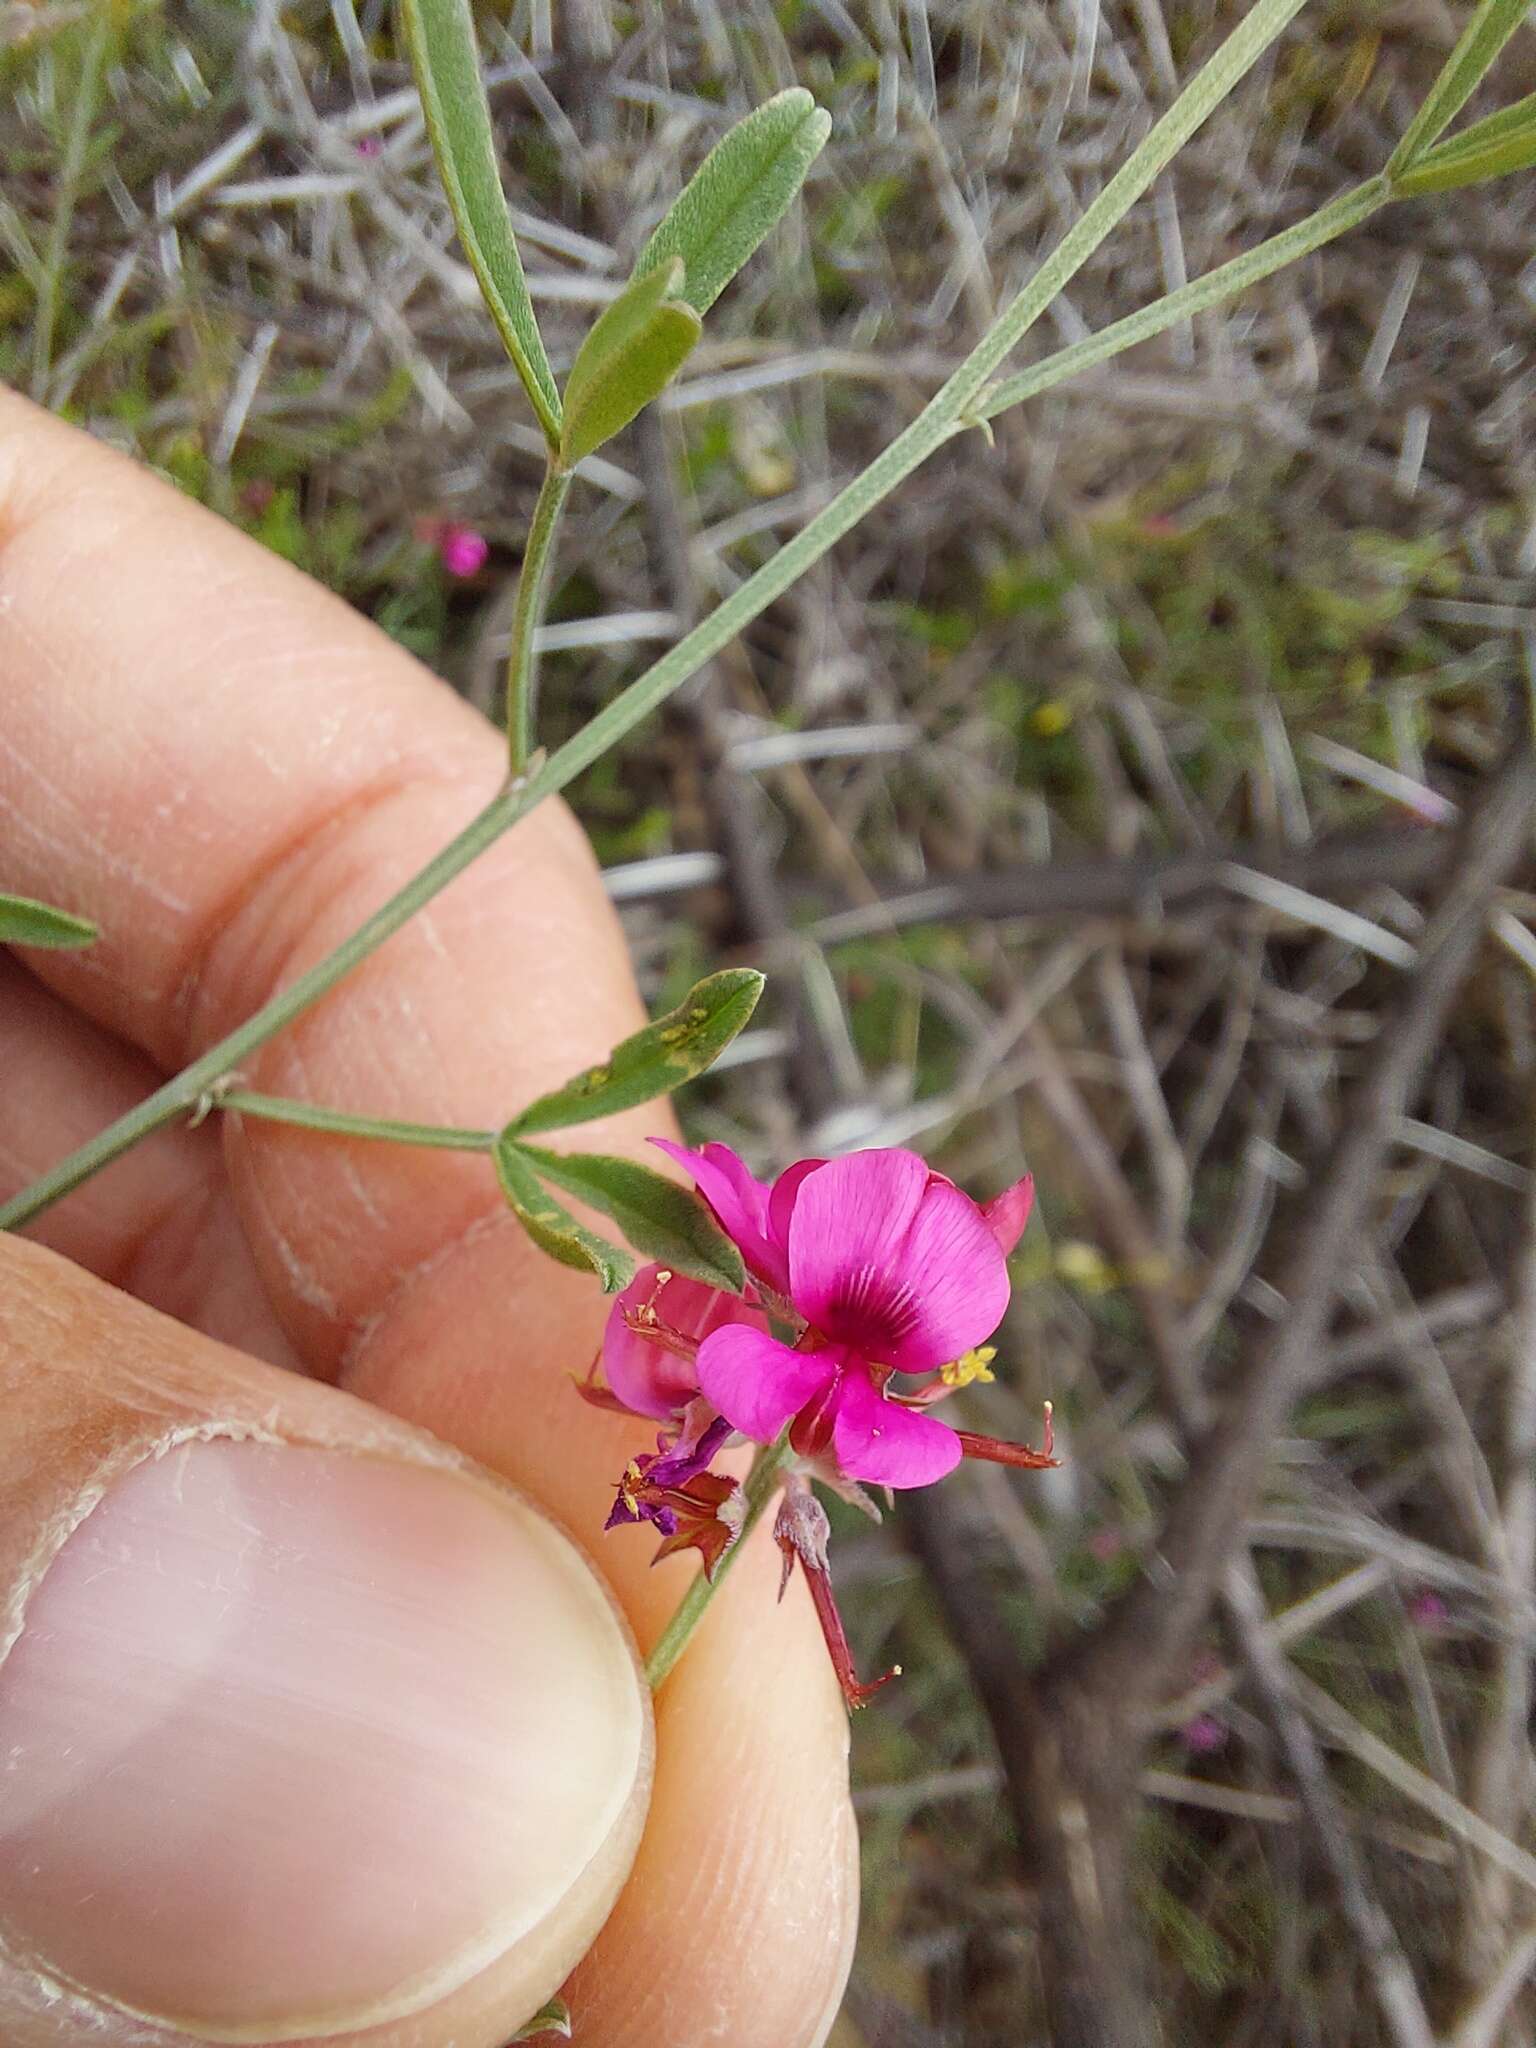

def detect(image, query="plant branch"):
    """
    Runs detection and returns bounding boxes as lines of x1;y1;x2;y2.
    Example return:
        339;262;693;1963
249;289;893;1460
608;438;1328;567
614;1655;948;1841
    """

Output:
1078;734;1536;1715
1220;1558;1438;2048
979;176;1390;423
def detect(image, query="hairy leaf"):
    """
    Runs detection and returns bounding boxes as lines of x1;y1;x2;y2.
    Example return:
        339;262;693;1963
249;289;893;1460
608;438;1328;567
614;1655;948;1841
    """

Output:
631;88;830;314
400;0;561;443
560;258;701;464
505;970;764;1137
0;891;97;948
517;1146;746;1292
494;1141;634;1294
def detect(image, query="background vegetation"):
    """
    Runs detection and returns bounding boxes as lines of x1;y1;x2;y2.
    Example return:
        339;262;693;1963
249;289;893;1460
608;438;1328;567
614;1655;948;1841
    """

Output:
6;1;1536;2041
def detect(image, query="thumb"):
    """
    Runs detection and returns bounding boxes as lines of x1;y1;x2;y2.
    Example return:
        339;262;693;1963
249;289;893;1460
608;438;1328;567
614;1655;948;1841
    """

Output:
0;1234;651;2048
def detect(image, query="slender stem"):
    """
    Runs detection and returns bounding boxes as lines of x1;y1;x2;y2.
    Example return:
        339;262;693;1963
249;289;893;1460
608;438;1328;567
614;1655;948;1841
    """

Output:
219;1091;496;1151
978;178;1390;422
507;462;574;776
0;783;525;1229
3;0;1343;1232
646;1435;793;1692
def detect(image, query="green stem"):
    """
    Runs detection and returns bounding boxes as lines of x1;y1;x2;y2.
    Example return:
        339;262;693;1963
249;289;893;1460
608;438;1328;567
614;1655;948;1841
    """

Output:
3;0;1339;1232
507;462;574;777
218;1091;496;1151
646;1435;793;1692
978;177;1390;422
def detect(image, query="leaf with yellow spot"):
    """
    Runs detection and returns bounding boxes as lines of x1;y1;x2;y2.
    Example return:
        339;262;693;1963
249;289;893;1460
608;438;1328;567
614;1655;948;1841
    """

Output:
504;970;764;1138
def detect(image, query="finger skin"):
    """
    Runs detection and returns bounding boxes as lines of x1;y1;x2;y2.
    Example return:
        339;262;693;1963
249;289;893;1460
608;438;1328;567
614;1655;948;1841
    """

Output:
0;392;859;2045
0;956;298;1367
0;1234;651;2048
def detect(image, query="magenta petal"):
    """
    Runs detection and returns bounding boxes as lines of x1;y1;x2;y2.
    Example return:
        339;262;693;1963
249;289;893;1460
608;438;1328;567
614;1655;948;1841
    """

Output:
788;1150;1010;1371
982;1174;1035;1256
767;1156;825;1250
697;1326;836;1444
603;1266;754;1420
650;1138;791;1292
831;1369;962;1488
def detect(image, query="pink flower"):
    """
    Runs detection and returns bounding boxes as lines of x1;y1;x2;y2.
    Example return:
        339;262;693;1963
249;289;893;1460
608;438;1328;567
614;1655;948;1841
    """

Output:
438;522;489;578
353;134;384;159
659;1142;1048;1489
583;1143;1055;1710
1408;1588;1449;1633
1178;1713;1227;1757
600;1266;759;1419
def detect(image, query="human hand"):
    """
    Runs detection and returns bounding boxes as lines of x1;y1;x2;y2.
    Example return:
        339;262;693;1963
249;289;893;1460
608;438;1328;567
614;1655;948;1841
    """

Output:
0;391;855;2048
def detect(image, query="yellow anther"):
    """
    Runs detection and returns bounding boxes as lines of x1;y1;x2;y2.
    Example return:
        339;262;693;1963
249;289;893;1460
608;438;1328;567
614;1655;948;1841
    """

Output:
940;1345;997;1389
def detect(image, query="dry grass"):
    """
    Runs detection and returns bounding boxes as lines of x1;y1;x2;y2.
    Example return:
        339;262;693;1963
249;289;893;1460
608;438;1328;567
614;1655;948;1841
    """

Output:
7;1;1536;2041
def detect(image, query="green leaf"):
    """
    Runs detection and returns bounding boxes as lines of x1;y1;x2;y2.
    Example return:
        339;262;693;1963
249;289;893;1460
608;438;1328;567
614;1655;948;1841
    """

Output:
1389;0;1535;174
505;970;765;1138
1395;87;1536;190
559;258;702;465
0;891;97;949
494;1142;634;1294
399;0;562;445
631;87;831;315
516;1146;746;1292
510;1999;572;2042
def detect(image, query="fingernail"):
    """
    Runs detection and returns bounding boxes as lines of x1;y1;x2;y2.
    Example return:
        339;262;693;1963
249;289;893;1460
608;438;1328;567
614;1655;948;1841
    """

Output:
0;1439;646;2039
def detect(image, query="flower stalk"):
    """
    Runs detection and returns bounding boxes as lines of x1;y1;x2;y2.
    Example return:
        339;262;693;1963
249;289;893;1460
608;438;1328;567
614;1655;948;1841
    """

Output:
645;1433;793;1692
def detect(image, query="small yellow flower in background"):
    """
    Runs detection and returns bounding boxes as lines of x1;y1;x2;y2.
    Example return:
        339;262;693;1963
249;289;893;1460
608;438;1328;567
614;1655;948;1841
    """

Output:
1055;1239;1114;1292
1031;699;1073;738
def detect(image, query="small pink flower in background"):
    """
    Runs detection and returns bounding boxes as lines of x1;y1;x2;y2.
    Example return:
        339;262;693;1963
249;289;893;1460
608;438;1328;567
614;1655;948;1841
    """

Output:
353;134;384;159
1178;1713;1228;1757
584;1141;1056;1707
1408;1587;1449;1633
438;522;489;579
1088;1523;1125;1562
